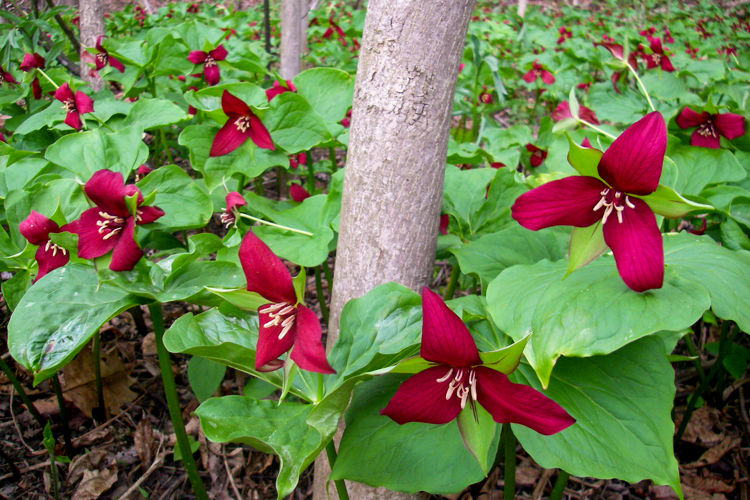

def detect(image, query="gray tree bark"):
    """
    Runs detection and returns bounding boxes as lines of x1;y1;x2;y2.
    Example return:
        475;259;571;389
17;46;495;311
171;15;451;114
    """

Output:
78;0;103;91
280;0;302;79
312;0;475;499
517;0;528;17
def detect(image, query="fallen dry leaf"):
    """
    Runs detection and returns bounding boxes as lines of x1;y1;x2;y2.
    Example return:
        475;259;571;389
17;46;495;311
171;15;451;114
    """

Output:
677;406;724;446
73;427;111;448
682;474;734;494
67;449;118;500
133;417;157;472
686;436;741;468
516;464;541;487
141;332;157;357
62;343;137;419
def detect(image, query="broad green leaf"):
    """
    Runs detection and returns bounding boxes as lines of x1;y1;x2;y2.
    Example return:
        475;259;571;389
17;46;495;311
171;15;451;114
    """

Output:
457;404;497;473
588;84;647;124
188;356;227;403
136;165;212;231
263;92;332;153
668;146;746;196
174;20;225;52
122;98;189;130
513;337;681;497
642;184;713;218
640;71;692;101
159;261;245;303
292;67;354;126
721;218;750;251
45;126;148;179
1;270;31;311
566;132;602;178
330;374;500;494
184;82;268;112
8;264;143;384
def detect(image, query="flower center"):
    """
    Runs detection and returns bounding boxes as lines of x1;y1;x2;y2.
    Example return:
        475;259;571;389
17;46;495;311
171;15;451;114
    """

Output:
62;99;76;112
220;208;236;227
436;367;478;409
533;68;542;78
96;211;126;240
96;52;108;64
235;116;252;133
593;188;636;224
652;53;662;65
697;120;717;138
44;240;67;257
204;55;216;67
260;301;297;340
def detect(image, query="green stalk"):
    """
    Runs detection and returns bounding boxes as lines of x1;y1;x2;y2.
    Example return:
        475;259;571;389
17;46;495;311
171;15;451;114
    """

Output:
306;151;315;194
149;303;209;500
443;265;460;300
578;119;617;140
549;470;570;500
92;333;106;422
328;146;338;173
684;333;706;383
0;356;46;428
237;174;246;193
313;266;330;324
325;441;350;500
502;423;516;500
50;373;73;456
255;175;264;196
159;128;174;165
322;260;334;291
626;64;656;112
237;213;313;236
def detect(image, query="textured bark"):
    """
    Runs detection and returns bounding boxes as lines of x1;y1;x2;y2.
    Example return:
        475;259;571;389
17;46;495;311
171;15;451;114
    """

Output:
517;0;528;17
78;0;104;91
312;0;474;499
280;0;302;79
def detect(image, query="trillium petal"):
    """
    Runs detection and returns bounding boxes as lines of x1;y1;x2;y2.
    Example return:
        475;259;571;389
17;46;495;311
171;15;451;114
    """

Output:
239;230;297;304
511;176;607;231
19;211;59;245
714;113;746;140
204;63;220;86
675;107;709;129
225;191;247;211
474;367;575;435
420;287;480;367
77;207;119;259
247;114;275;150
602;197;664;292
75;91;95;114
597;42;624;60
289;305;335;374
221;90;251;117
289;184;311;202
579;105;600;125
54;82;75;102
64;111;82;130
598;112;665;196
522;70;536;83
84;170;129;217
541;70;556;85
254;307;297;370
210;117;250;157
380;366;463;425
109;218;143;271
109;56;125;73
35;243;70;281
31;78;42;100
690;129;720;149
95;35;105;51
660;55;675;72
551;101;571;121
210;45;228;61
187;50;207;64
649;37;664;54
136;205;165;225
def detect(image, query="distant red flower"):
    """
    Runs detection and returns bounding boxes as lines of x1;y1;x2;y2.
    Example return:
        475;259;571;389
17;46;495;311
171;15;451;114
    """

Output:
289;152;307;170
340;109;352;128
220;191;246;227
478;89;493;104
557;26;572;45
0;65;17;86
265;79;296;101
551;101;600;125
522;60;555;85
86;35;125;73
221;28;237;40
136;164;153;181
20;53;45;100
525;144;547;167
210;91;274;156
19;211;78;281
577;82;591;93
645;38;674;72
186;3;200;13
439;214;449;235
187;45;227;86
675;107;745;149
54;83;94;130
289;184;311;202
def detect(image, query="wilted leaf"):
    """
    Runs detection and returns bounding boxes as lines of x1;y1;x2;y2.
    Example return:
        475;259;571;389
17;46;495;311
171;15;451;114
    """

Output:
67;449;118;500
134;417;158;472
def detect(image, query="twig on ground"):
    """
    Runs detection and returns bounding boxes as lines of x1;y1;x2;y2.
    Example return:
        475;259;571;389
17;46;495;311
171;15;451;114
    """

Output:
121;448;167;500
223;445;243;500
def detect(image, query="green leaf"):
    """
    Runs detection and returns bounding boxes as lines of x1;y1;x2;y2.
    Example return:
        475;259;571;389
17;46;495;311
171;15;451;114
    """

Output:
668;146;746;196
292;267;306;304
721;218;750;251
566;132;602;178
1;270;31;311
122;98;189;130
188;356;227;403
568;86;580;119
263;92;332;153
512;337;681;497
206;288;268;310
243;377;277;399
478;333;531;373
330;374;499;494
172;436;200;461
641;184;713;218
292;67;354;126
185;83;267;113
567;222;606;275
45;126;148;179
136;165;212;231
8;264;143;384
457;404;497;474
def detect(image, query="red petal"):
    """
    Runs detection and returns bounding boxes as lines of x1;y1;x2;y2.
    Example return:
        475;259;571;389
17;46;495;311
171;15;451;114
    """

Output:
675;107;709;129
474;367;575;435
602;197;664;292
714;113;746;140
550;101;572;121
204;63;220;86
289;184;311;202
690;129;720;149
511;176;606;231
581;137;593;148
60;220;79;234
20;53;40;71
254;308;297;370
84;170;129;217
660;55;675;72
75;91;94;114
289;305;335;374
597;42;624;60
64;111;82;130
225;191;247;211
109;218;143;271
541;70;556;85
34;243;70;281
221;91;251;117
239;230;297;304
136;205;165;225
95;35;105;51
380;367;463;425
210;45;228;61
31;78;42;100
19;211;59;245
187;50;207;64
579;105;599;125
109;56;125;73
649;37;664;54
522;69;536;83
439;214;449;235
76;207;119;259
246;114;275;150
420;287;481;367
33;53;46;68
210;118;250;157
598;112;665;196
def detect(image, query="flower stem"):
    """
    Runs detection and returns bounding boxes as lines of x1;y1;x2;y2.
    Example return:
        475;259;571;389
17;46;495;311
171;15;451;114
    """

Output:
502;423;516;500
578;119;617;140
50;373;74;456
549;470;570;500
149;303;209;500
237;213;313;236
313;265;329;324
36;68;59;89
92;333;106;422
325;441;350;500
159;128;174;165
322;260;334;290
626;64;656;112
255;175;264;196
328;146;338;173
683;332;706;383
0;356;46;428
306;150;316;194
443;264;460;300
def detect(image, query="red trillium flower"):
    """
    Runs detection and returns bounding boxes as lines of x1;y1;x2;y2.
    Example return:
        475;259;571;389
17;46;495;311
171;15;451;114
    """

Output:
551;101;600;125
525;144;548;167
89;35;125;73
512;112;667;292
265;79;296;101
645;38;674;72
289;183;311;202
77;170;165;272
0;65;17;86
187;45;228;86
136;164;153;181
19;211;78;281
439;214;449;235
340;109;352;128
675;107;745;149
220;191;246;227
289;152;307;170
20;53;45;100
478;89;493;104
522;60;555;85
210;91;274;157
240;231;335;374
381;288;575;434
557;26;572;45
54;83;94;130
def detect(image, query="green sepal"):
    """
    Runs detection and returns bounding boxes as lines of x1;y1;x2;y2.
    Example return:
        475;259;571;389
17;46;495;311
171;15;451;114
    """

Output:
568;86;580;119
477;333;531;374
205;287;269;311
640;185;714;219
552;118;578;134
124;191;140;217
48;231;78;253
140;189;157;207
49;200;68;228
279;359;298;403
456;403;497;474
703;95;718;115
384;356;432;375
292;267;306;305
566;132;603;178
566;222;607;276
605;58;628;70
667;354;698;363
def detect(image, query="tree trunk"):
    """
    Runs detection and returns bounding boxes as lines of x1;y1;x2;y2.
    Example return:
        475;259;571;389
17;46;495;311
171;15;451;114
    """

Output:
78;0;103;91
312;0;475;499
280;0;302;79
299;0;308;69
517;0;528;17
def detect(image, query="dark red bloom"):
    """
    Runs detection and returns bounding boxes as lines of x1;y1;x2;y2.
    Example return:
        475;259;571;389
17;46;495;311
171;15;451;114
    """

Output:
340;109;352;128
20;53;45;100
557;26;572;44
0;65;17;86
77;170;164;272
645;38;674;72
525;144;548;167
84;36;125;74
187;45;227;86
209;91;275;156
136;164;153;181
551;101;600;125
522;60;555;85
240;231;334;374
289;152;307;170
439;214;449;235
220;191;246;227
381;288;575;434
53;83;94;130
675;108;745;149
289;184;311;202
19;211;78;281
265;79;296;102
